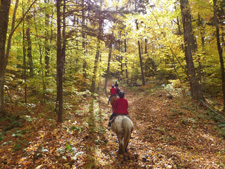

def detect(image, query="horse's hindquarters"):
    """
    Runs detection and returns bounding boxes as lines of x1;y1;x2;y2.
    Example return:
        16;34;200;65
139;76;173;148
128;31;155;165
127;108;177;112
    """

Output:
111;116;133;133
111;115;134;155
111;115;124;133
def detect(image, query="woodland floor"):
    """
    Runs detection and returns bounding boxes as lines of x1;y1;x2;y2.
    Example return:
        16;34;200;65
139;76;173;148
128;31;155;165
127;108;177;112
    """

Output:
0;81;225;168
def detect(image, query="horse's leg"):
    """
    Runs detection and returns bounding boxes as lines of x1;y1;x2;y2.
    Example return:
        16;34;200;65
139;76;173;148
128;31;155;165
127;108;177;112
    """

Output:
122;118;133;155
124;128;133;152
117;135;123;154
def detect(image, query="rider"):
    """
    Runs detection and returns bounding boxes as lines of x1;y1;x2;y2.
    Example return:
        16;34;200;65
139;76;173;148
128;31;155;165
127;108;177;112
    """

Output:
115;81;118;88
108;85;117;104
116;86;120;94
115;81;120;94
108;91;129;127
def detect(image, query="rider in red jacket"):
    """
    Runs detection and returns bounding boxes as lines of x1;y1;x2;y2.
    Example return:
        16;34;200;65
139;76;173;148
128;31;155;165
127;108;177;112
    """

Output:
108;85;117;104
113;96;129;114
110;85;117;95
108;91;129;127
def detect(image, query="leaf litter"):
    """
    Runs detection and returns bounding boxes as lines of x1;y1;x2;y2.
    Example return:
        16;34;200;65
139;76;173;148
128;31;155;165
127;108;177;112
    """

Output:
0;84;225;168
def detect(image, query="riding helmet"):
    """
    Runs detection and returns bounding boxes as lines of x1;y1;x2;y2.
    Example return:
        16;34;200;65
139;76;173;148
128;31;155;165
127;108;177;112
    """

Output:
118;91;124;98
112;85;114;88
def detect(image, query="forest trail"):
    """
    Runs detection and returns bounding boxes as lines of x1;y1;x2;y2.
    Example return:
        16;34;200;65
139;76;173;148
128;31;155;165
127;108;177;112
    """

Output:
97;83;225;168
1;82;225;168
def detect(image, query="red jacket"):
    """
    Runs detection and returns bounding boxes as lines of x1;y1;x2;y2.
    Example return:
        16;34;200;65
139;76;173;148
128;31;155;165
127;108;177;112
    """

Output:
113;98;129;115
110;88;117;95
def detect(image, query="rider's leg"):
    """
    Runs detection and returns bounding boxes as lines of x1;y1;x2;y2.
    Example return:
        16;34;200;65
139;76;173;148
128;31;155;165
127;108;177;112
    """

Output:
108;113;116;127
108;114;113;127
108;95;112;104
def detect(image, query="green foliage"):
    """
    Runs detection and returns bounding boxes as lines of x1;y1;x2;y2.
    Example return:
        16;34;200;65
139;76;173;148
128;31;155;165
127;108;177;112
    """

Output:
65;143;71;151
204;110;225;138
70;126;82;133
11;128;27;137
0;132;4;141
3;117;24;131
216;128;225;139
20;115;36;122
13;140;22;152
171;108;183;116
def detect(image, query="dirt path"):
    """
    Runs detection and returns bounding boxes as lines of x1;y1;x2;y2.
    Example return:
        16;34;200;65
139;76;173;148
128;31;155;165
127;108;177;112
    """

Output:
98;84;225;168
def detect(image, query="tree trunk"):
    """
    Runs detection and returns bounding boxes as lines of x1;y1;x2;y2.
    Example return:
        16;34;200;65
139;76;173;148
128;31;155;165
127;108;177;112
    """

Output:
0;0;36;112
177;16;184;51
22;1;27;104
91;36;101;93
4;0;19;108
104;34;113;91
5;0;19;106
62;0;66;65
34;10;47;104
180;0;203;101
82;0;87;83
124;39;128;84
26;27;33;78
44;0;50;76
97;54;102;91
213;0;225;111
26;0;33;77
119;31;123;81
0;0;11;114
145;38;148;54
56;0;63;123
197;13;205;98
91;8;103;93
22;17;27;104
138;40;145;85
135;20;145;86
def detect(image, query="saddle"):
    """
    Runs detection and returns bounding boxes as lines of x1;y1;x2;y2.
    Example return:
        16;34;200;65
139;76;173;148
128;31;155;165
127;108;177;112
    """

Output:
110;114;131;123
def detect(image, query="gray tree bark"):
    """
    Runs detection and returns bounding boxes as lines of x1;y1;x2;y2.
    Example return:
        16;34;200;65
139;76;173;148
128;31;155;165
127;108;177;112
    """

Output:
180;0;204;101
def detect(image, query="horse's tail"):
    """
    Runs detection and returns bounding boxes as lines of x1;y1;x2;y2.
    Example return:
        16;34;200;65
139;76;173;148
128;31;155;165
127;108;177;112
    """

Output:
122;117;133;153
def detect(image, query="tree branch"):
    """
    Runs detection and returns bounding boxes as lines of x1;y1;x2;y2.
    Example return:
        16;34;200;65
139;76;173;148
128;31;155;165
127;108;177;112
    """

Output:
5;0;38;67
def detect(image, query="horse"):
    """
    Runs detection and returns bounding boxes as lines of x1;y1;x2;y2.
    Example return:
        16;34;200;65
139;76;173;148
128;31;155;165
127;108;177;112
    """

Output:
111;115;134;157
116;87;120;94
110;95;117;108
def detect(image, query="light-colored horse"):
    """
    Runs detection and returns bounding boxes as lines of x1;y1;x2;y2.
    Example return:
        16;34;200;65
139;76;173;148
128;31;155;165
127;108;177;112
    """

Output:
111;115;134;156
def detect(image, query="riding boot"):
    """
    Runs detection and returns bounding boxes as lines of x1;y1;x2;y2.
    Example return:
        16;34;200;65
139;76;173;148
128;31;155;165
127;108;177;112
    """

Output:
108;95;112;105
108;121;111;127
